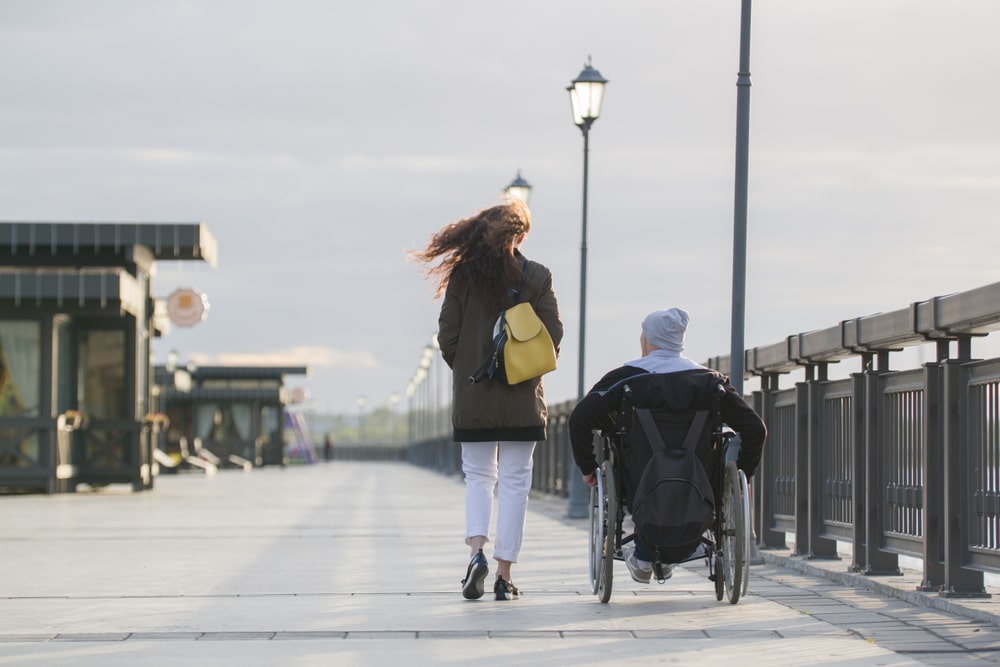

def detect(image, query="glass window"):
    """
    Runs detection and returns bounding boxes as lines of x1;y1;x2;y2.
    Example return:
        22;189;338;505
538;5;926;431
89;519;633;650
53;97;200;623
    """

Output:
78;329;126;420
0;321;41;418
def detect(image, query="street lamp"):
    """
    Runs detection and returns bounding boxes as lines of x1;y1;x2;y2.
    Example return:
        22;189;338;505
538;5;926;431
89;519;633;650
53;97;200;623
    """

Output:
567;57;608;402
503;170;532;205
405;381;415;445
388;392;400;445
356;395;367;446
567;56;608;518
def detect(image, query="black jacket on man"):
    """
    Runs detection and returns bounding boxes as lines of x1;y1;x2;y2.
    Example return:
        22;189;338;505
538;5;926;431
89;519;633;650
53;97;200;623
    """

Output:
569;366;766;491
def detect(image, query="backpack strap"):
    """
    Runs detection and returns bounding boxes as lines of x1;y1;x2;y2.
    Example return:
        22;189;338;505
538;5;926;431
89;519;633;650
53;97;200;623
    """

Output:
636;408;709;455
513;257;528;305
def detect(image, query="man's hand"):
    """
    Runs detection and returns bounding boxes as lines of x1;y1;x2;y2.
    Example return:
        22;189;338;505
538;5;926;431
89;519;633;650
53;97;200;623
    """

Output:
582;472;597;488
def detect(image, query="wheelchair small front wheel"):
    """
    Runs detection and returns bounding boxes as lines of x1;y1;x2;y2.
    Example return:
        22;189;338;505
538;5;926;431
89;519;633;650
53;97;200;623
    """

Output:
713;549;725;601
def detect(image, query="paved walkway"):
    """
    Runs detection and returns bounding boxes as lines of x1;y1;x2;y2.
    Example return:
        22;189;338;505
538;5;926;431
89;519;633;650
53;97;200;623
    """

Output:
2;462;1000;666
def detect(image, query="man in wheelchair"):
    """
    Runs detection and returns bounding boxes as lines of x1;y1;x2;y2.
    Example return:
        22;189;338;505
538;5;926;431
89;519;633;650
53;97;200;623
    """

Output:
569;307;766;584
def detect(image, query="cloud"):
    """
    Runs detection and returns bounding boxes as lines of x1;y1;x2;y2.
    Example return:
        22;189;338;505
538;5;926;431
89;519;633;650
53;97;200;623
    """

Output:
4;1;1000;414
189;345;377;370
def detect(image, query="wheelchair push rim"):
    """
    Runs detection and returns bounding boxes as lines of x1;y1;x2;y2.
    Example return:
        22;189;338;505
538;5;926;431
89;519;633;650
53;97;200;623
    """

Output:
588;473;604;595
722;460;747;604
589;461;616;602
738;468;751;597
587;461;616;602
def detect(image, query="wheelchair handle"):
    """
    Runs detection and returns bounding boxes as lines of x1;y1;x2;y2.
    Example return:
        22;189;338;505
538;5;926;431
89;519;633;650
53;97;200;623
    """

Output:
613;384;633;436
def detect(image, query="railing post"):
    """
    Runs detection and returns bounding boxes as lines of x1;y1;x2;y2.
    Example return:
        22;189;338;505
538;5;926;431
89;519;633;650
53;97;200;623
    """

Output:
564;425;578;500
919;362;945;590
863;370;903;575
561;413;572;497
808;378;839;559
849;373;866;572
793;382;810;556
757;374;785;548
941;359;990;597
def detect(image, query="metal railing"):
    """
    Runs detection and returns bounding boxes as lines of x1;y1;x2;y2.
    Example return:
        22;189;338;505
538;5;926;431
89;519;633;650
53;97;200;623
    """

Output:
0;412;162;493
403;280;1000;598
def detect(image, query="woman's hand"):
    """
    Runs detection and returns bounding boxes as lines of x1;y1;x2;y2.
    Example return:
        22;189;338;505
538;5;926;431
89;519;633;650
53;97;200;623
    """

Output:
582;472;597;488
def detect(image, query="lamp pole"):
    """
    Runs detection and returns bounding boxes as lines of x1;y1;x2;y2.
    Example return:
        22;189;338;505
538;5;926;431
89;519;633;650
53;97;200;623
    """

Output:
388;392;400;445
730;0;752;396
405;381;415;446
356;395;367;446
504;170;532;205
566;57;608;518
419;345;434;440
732;0;763;567
567;57;608;402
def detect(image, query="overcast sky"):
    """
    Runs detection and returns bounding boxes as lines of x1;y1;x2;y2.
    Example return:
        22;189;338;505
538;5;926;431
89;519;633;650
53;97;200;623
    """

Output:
2;1;999;416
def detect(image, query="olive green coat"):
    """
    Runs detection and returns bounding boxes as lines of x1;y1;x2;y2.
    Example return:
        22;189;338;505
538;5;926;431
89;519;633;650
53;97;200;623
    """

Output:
437;251;564;442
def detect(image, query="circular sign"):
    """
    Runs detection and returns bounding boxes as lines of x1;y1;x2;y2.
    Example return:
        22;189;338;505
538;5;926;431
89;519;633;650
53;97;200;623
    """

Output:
166;287;209;327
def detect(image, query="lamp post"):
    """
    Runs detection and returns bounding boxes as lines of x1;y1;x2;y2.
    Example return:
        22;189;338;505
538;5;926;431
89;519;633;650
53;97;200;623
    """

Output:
420;345;434;440
731;0;763;567
567;57;608;402
730;0;753;397
504;170;532;205
356;395;367;446
566;57;608;518
388;392;400;446
405;381;415;446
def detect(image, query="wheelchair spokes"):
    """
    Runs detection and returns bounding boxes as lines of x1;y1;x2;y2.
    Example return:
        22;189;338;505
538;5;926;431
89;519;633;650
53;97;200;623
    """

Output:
588;459;616;603
721;460;747;604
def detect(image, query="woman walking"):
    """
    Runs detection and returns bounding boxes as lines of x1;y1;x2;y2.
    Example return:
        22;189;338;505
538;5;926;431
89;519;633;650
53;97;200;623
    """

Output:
413;200;563;600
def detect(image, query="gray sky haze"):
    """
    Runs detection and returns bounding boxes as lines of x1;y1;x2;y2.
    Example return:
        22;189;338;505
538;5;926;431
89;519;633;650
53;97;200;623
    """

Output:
2;1;998;415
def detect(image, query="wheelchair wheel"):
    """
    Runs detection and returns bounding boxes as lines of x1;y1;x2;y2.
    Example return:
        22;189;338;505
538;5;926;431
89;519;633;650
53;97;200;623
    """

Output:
588;474;604;595
738;468;752;598
589;461;616;602
598;461;616;602
722;460;746;604
713;549;725;601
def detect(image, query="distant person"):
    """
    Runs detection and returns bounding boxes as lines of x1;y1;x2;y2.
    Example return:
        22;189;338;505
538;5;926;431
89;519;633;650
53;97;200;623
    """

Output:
569;307;766;583
323;434;333;462
413;200;563;601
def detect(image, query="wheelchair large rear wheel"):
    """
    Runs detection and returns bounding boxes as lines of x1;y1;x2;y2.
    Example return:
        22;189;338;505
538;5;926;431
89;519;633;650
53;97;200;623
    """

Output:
722;460;746;604
738;468;752;598
589;461;616;602
713;550;725;601
598;461;616;602
588;475;604;594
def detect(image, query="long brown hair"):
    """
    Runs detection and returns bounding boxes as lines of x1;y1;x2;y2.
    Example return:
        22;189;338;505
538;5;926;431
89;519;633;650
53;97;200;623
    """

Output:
413;200;531;309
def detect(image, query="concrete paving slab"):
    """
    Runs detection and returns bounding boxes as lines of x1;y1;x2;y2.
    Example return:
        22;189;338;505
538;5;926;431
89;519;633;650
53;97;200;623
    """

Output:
0;462;998;666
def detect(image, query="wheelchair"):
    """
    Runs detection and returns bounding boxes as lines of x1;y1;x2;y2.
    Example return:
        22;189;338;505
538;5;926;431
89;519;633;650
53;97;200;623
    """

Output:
587;381;752;604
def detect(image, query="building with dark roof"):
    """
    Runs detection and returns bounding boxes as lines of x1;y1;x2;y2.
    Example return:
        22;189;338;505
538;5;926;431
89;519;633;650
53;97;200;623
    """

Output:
0;222;216;493
154;364;311;469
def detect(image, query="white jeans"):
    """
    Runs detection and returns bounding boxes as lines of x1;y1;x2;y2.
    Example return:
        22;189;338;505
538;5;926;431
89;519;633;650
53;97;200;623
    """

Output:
462;440;536;563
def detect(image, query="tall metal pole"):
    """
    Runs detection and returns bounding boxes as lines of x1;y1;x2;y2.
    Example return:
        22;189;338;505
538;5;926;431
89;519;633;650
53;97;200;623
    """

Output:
732;0;764;567
578;124;591;401
566;121;593;519
730;0;752;396
565;59;607;519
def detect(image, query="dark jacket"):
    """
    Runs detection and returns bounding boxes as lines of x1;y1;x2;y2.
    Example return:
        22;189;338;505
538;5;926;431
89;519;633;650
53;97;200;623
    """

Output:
438;250;563;442
569;366;766;481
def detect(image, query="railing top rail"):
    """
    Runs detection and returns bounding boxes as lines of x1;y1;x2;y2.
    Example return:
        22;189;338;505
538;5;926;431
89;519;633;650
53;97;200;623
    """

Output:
707;280;1000;377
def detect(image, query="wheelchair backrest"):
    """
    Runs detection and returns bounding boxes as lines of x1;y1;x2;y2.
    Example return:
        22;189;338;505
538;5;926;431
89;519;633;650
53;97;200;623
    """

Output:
611;371;725;499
